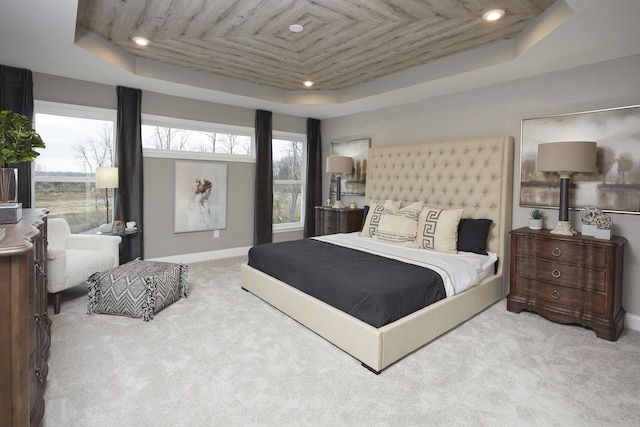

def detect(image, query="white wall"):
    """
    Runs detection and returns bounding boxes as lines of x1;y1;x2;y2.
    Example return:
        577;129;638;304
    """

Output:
322;54;640;323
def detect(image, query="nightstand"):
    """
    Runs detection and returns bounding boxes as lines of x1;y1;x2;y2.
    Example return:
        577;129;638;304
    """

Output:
314;206;364;236
507;227;626;340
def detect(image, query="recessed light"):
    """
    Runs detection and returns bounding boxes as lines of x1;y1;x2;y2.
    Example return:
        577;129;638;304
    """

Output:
303;81;314;88
482;9;505;22
289;24;304;33
132;36;150;46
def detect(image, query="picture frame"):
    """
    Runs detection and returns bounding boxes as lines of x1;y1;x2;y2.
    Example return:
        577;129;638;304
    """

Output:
520;105;640;214
174;160;228;233
330;137;371;196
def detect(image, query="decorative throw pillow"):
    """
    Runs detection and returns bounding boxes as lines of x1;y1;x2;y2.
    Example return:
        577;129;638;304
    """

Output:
457;218;493;255
360;205;370;231
87;259;188;321
361;200;401;237
375;201;424;247
416;207;464;253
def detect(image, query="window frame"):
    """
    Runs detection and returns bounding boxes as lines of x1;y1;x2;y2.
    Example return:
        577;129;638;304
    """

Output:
141;113;255;163
272;130;307;232
32;100;118;231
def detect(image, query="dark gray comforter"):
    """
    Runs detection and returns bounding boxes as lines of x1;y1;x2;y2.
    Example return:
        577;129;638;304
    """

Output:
247;239;446;328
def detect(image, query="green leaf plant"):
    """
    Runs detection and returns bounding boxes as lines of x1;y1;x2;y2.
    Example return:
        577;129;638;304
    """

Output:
0;110;46;168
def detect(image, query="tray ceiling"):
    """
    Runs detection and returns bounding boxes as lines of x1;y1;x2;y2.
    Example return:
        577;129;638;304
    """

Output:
77;0;554;91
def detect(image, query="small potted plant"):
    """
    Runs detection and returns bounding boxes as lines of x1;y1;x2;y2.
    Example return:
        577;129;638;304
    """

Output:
528;209;544;230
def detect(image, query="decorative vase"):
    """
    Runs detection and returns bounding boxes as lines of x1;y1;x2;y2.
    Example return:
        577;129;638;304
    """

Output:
0;168;18;204
528;218;543;230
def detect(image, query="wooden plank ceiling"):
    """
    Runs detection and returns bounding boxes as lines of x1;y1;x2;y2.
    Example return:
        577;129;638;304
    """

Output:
77;0;555;91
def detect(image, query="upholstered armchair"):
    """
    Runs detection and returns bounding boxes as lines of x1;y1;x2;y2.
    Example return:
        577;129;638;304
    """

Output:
46;218;121;314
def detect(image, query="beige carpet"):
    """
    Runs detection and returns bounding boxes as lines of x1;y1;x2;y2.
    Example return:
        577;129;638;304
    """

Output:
44;256;640;426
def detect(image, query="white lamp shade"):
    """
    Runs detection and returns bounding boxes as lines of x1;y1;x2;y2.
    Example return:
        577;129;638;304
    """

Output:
326;156;352;174
96;167;119;188
537;141;597;173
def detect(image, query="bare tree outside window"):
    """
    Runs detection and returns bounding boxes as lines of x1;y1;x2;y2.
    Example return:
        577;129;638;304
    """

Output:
273;139;304;225
33;111;116;233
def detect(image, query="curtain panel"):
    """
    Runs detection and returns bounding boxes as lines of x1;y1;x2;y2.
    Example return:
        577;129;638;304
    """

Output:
115;86;144;262
0;64;34;207
254;109;273;245
304;118;322;237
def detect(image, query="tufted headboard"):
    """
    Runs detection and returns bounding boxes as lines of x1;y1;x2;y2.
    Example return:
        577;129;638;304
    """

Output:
365;136;514;272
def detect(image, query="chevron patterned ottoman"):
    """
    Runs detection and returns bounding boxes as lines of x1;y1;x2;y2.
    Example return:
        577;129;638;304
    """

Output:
87;259;188;321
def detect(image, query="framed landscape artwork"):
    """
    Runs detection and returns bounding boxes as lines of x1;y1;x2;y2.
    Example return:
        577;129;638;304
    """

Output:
520;105;640;214
330;137;371;196
174;160;228;233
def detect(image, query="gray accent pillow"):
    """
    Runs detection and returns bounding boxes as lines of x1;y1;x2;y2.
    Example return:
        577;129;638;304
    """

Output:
87;259;188;321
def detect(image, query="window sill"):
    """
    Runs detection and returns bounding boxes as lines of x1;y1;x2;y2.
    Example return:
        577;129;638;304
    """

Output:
273;224;304;233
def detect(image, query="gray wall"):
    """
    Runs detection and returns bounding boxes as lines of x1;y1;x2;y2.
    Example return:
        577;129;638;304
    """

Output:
32;72;306;259
321;54;640;320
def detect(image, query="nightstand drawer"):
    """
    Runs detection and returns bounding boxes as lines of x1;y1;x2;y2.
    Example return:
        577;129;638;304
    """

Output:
514;278;605;316
515;236;606;268
514;256;605;292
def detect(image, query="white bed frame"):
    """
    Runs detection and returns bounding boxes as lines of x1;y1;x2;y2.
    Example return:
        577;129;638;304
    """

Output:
241;135;514;373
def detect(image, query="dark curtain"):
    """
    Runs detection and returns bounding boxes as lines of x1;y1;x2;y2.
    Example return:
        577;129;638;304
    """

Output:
115;86;143;262
0;65;34;207
304;118;322;237
254;109;273;245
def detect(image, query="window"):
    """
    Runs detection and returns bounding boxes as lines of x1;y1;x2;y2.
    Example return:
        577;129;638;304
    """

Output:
141;114;254;161
34;101;116;233
273;132;307;230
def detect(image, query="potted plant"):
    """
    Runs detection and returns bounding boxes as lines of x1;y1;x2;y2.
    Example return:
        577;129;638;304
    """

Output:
528;208;544;230
0;110;46;205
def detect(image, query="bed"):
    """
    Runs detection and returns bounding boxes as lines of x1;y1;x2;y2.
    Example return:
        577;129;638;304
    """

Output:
241;135;514;373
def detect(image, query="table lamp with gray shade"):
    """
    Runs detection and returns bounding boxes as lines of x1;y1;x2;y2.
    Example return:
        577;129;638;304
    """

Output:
96;166;119;223
326;156;353;209
537;141;597;235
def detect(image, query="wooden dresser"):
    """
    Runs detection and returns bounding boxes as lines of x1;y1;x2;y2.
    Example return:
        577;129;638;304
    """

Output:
0;209;50;426
507;227;625;341
314;206;364;236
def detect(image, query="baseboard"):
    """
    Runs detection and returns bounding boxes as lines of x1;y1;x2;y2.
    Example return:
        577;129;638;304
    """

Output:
625;312;640;332
146;246;251;264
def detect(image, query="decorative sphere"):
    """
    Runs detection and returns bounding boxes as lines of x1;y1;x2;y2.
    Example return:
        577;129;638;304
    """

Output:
580;206;602;224
594;214;613;230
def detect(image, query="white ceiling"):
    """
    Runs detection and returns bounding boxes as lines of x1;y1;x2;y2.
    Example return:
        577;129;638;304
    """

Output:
1;0;639;120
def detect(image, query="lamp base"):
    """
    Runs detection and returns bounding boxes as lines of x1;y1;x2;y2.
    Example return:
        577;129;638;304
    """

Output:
550;220;576;236
332;200;345;209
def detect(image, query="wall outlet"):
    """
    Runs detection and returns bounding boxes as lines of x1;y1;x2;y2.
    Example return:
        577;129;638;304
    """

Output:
213;230;220;238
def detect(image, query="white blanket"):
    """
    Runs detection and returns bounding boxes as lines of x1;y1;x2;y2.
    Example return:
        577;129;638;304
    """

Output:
313;232;497;297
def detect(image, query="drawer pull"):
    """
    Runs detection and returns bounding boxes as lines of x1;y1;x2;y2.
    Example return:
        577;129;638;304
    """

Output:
551;290;561;300
552;247;562;257
551;269;562;278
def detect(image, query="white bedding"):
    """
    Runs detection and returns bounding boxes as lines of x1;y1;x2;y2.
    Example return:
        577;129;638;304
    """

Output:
312;232;497;297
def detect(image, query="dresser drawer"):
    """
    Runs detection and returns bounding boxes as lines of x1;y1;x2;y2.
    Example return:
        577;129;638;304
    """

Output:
513;277;605;316
514;256;605;292
515;236;606;268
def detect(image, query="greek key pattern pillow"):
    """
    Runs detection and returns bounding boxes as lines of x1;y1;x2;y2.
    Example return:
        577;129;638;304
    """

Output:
87;259;188;321
361;200;401;237
416;207;464;253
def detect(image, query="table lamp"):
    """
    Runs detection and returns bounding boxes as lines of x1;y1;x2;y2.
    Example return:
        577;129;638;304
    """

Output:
96;166;119;223
326;156;353;208
537;141;597;235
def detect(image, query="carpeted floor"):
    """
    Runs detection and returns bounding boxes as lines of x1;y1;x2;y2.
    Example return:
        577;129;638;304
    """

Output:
43;256;640;426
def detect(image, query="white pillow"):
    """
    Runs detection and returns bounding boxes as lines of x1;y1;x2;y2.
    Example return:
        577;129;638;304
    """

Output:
416;207;464;253
361;200;401;238
375;201;424;247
